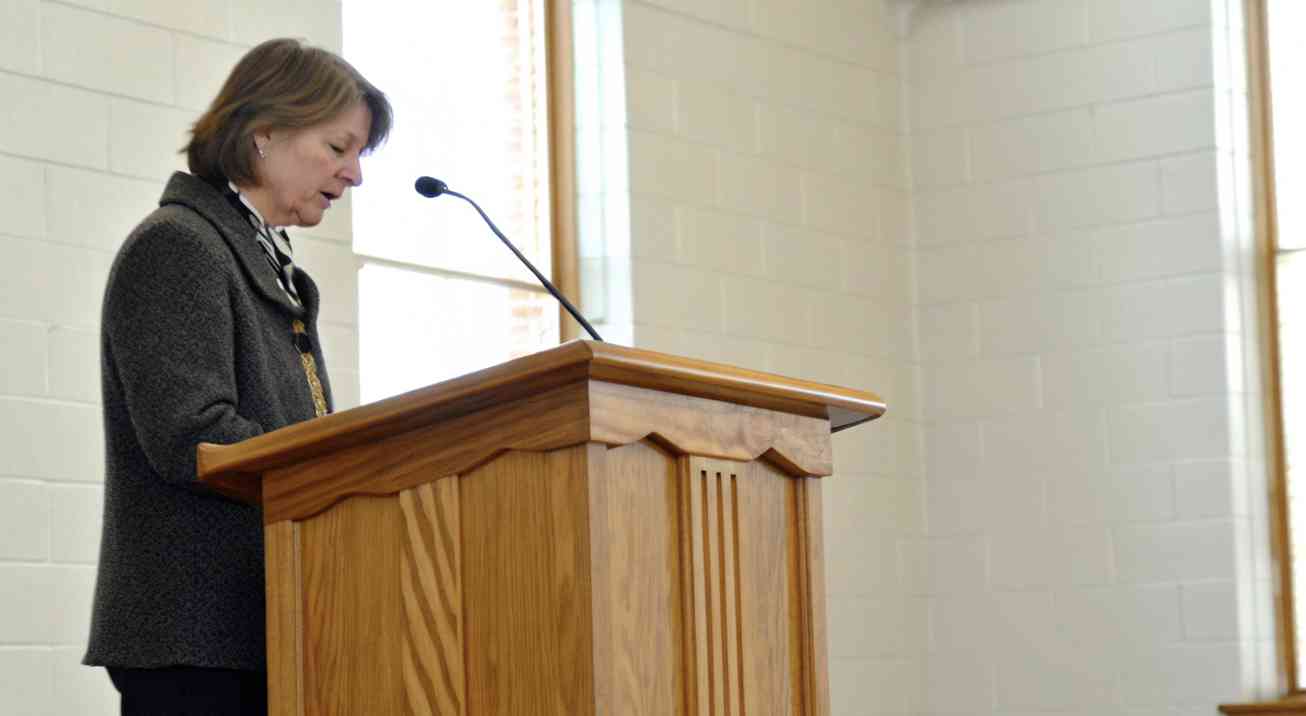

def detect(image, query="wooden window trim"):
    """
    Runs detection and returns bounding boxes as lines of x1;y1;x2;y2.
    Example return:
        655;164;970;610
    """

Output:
1223;698;1306;716
545;0;581;342
1222;0;1298;709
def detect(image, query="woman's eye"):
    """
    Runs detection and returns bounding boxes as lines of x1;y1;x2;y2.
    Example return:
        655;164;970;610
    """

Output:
329;144;344;154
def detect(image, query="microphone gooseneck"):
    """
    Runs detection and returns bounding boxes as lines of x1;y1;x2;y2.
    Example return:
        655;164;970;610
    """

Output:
414;176;603;342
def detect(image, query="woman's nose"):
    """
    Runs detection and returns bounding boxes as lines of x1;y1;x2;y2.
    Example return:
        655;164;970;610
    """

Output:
342;157;363;187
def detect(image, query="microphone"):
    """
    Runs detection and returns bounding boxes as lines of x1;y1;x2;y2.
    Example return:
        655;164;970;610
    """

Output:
413;176;603;342
414;176;447;198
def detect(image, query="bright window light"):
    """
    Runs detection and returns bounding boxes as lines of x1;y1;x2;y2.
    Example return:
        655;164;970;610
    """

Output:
344;0;558;403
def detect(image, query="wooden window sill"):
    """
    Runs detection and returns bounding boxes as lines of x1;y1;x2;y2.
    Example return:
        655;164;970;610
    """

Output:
1222;698;1306;714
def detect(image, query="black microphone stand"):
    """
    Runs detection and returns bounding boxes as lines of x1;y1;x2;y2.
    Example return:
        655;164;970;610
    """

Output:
415;177;603;342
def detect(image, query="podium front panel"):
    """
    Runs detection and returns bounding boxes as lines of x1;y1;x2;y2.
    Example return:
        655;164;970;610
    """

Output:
264;439;831;716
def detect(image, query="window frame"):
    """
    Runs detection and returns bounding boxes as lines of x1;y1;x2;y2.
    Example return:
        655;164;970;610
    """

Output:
545;0;581;342
1222;0;1306;711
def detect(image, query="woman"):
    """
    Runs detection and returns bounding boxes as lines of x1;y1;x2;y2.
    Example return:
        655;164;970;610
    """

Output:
83;38;391;714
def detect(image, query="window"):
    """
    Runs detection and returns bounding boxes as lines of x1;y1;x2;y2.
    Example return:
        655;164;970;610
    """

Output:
1246;0;1306;705
343;0;574;403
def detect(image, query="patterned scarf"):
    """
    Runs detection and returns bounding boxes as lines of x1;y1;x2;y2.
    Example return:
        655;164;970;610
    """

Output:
226;182;302;307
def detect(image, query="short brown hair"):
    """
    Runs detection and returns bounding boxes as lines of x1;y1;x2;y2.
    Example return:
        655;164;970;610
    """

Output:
185;38;393;184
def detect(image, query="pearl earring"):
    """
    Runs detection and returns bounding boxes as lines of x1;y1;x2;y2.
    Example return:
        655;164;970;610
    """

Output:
257;145;266;159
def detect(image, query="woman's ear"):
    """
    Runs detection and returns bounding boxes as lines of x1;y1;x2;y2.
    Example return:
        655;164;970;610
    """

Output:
253;128;275;159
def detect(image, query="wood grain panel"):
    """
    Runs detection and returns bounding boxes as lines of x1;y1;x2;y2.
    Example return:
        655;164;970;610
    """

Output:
683;457;826;716
262;381;590;523
399;480;465;716
736;460;797;716
590;381;834;478
461;446;596;716
265;519;303;716
299;495;403;715
796;480;830;716
587;445;615;715
787;483;809;716
588;441;685;715
681;455;711;716
720;468;743;716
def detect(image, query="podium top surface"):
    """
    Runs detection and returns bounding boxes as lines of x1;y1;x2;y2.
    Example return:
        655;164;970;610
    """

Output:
197;340;885;488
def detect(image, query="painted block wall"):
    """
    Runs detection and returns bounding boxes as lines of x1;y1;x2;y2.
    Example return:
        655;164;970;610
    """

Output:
905;0;1272;712
0;2;356;713
598;0;928;712
0;0;1283;714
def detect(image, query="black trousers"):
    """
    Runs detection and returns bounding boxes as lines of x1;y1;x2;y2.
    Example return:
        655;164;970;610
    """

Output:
107;666;267;716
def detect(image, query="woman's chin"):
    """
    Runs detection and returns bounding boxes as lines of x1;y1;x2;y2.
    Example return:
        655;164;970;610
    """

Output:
292;209;324;228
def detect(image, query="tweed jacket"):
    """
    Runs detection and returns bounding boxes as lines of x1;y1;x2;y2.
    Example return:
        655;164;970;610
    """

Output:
84;171;333;671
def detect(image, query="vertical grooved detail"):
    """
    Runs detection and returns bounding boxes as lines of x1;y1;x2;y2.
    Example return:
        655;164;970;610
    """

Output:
799;479;831;716
678;458;695;716
688;456;824;716
716;473;731;716
720;471;742;716
399;480;465;716
693;464;748;716
701;470;719;715
793;483;811;716
731;474;746;716
684;458;711;716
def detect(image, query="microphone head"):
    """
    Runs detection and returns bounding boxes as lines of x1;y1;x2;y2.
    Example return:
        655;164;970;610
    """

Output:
414;176;448;198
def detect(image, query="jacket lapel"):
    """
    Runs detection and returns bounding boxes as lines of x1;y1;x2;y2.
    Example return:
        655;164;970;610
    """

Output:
159;172;311;319
292;267;321;325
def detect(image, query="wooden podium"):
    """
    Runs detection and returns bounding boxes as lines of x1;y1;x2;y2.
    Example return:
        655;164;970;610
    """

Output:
197;340;884;716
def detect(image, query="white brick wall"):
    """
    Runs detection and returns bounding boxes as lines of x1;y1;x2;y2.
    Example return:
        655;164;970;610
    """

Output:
907;1;1272;713
606;0;925;711
0;0;1281;713
0;2;355;712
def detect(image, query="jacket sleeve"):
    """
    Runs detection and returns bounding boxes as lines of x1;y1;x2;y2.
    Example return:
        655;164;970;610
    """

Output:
104;220;265;488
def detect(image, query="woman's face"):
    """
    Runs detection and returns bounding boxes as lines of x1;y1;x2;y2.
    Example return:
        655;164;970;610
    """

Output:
249;102;373;227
